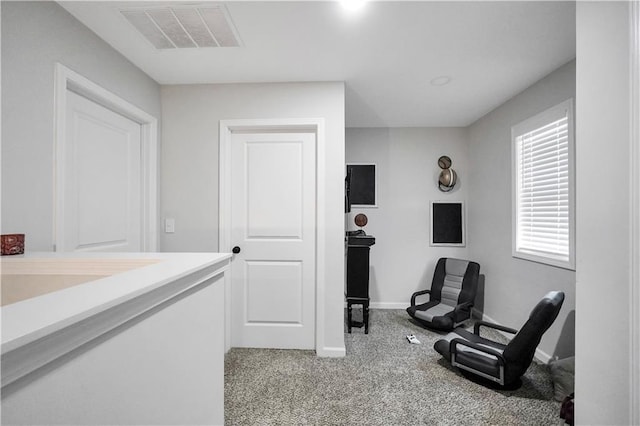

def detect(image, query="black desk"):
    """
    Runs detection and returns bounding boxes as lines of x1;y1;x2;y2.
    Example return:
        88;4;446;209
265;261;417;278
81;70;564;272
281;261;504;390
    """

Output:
346;234;375;333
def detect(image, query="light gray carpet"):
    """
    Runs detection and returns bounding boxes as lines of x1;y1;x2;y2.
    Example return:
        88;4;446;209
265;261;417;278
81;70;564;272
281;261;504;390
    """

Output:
224;309;562;425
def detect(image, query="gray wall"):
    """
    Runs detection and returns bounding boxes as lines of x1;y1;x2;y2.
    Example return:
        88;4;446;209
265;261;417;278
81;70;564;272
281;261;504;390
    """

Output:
1;1;161;250
345;127;470;307
576;2;635;423
466;60;576;361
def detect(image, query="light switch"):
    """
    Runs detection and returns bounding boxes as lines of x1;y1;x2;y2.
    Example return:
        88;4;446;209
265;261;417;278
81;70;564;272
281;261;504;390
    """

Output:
165;218;175;233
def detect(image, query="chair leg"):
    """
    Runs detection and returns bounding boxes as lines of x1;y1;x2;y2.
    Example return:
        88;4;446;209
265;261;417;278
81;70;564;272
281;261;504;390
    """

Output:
347;302;353;333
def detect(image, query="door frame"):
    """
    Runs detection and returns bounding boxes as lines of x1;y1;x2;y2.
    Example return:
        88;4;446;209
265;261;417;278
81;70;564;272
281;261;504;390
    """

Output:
630;2;640;423
219;118;326;354
53;63;158;252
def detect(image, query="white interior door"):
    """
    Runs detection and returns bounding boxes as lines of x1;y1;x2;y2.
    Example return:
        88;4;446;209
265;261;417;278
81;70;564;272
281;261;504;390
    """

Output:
62;90;142;252
230;131;316;349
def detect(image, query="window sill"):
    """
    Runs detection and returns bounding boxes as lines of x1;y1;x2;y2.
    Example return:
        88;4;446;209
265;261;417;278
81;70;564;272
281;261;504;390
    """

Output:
512;250;575;271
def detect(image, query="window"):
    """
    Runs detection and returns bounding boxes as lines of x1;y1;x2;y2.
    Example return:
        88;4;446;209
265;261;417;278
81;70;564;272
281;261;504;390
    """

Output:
512;99;575;270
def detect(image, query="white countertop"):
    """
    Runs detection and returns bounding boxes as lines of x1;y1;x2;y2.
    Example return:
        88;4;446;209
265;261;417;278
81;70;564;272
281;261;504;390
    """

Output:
1;252;231;353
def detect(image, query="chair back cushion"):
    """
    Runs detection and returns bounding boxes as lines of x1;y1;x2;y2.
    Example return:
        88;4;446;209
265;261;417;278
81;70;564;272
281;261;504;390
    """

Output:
430;258;480;308
502;291;565;382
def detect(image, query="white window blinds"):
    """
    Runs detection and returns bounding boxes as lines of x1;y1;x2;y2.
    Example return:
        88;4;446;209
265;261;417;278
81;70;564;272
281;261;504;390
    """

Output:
512;99;574;269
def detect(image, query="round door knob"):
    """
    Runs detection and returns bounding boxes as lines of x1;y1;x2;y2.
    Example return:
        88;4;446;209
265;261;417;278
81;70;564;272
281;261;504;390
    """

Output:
232;246;241;254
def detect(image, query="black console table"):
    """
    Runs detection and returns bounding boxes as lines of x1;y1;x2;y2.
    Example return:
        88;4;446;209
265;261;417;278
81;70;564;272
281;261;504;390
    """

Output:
346;233;375;333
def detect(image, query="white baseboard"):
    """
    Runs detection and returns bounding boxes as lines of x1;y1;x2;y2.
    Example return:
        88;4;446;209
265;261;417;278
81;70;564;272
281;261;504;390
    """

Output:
369;302;407;309
481;313;552;364
343;301;407;309
317;346;346;358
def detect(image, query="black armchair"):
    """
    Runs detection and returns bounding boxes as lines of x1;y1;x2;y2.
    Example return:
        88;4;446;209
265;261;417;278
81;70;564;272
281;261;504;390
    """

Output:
406;258;480;331
434;290;565;388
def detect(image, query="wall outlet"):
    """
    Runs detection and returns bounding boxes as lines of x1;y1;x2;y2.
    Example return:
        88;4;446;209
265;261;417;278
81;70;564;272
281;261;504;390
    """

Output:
165;218;175;233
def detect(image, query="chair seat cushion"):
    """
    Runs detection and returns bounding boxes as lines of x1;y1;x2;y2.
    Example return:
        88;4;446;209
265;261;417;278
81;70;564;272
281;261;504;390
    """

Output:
413;302;452;322
407;301;455;331
406;300;438;316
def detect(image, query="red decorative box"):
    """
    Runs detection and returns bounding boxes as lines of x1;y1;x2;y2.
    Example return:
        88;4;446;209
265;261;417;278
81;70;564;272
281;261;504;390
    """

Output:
1;234;25;255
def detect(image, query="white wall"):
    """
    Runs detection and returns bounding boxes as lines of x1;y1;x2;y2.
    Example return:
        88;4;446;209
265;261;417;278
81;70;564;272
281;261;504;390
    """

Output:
465;60;576;361
575;3;635;424
161;82;346;354
1;2;161;251
345;127;470;308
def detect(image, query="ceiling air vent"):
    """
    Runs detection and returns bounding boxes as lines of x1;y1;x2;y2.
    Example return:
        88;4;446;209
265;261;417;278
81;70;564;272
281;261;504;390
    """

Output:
120;5;241;49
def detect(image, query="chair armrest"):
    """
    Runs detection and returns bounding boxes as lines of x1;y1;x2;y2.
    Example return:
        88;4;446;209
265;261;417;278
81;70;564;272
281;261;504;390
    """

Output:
450;338;506;366
474;320;518;336
410;289;431;307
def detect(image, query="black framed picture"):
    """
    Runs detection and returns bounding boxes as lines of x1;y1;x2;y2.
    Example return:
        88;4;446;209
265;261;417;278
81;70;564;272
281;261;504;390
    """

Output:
346;163;376;207
430;201;465;246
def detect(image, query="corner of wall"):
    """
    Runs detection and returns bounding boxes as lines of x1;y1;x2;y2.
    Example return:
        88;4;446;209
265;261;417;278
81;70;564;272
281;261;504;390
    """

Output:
317;346;346;358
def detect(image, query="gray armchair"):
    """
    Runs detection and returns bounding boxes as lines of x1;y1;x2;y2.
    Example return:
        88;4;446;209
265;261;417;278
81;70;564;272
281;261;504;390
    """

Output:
406;258;480;331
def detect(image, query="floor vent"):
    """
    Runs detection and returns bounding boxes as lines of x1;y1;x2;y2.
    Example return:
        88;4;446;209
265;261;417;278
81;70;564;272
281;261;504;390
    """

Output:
120;5;241;49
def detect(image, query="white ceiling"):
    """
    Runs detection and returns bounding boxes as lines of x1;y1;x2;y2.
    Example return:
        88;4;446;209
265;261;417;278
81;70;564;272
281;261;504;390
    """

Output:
58;1;576;128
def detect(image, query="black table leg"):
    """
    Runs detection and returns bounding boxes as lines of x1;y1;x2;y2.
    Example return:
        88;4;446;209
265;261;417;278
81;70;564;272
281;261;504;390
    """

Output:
346;297;369;334
364;301;369;334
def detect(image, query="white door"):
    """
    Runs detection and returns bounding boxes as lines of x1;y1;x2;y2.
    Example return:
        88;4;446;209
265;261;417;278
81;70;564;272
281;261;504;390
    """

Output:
230;131;316;349
61;90;142;252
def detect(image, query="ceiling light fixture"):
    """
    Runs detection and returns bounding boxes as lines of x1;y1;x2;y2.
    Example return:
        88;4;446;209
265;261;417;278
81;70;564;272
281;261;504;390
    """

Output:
341;0;367;12
430;76;452;86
